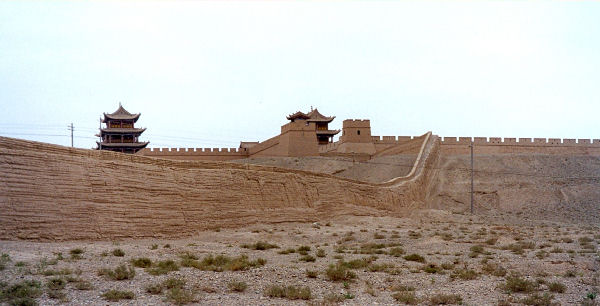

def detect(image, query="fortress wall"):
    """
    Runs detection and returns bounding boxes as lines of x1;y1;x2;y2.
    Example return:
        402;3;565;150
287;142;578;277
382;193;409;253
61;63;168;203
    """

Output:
372;134;428;155
0;135;439;240
247;134;282;157
440;137;600;155
138;147;248;161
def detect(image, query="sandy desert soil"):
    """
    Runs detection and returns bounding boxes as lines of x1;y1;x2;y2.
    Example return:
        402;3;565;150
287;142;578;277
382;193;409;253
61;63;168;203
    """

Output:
1;212;598;305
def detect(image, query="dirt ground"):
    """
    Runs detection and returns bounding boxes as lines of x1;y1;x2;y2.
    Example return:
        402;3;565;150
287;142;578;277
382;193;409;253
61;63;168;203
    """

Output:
1;212;598;305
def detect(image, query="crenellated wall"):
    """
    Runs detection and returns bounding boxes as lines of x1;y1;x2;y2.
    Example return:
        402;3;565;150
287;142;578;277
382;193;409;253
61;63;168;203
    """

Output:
441;137;600;155
140;147;248;161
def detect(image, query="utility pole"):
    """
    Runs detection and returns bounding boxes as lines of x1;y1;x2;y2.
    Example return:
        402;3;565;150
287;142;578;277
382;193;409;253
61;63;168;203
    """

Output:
470;140;474;214
68;123;74;147
99;118;102;150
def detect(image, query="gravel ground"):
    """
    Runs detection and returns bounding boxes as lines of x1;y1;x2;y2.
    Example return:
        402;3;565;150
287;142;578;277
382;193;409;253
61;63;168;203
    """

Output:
1;212;599;305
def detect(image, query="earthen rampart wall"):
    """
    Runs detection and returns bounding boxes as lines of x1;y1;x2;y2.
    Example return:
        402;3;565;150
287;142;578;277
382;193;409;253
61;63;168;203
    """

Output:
441;137;600;155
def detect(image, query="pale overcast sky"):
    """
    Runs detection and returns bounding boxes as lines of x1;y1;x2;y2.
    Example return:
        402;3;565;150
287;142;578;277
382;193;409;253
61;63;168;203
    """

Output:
1;1;599;149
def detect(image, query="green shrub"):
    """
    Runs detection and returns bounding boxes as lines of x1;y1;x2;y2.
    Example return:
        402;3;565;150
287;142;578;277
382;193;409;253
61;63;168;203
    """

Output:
145;283;163;294
189;254;265;272
520;293;555;305
316;249;326;257
305;270;318;278
277;248;296;255
393;291;419;304
548;282;566;293
111;249;125;257
163;278;186;289
502;275;537;293
45;278;66;291
69;248;84;260
74;280;93;290
422;263;442;274
403;254;425;263
101;290;134;301
147;260;179;275
339;256;376;269
228;281;248;292
241;241;279;250
299;255;316;262
481;262;507;277
325;264;357;281
165;288;197;305
264;285;311;300
0;254;10;271
389;247;405;257
451;268;478;280
0;280;42;304
130;257;152;268
429;293;463;305
98;264;135;280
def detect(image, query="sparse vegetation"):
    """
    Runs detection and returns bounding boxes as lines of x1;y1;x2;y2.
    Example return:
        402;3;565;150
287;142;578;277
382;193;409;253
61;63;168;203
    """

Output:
98;264;136;280
102;289;135;301
326;263;357;281
428;293;463;305
548;281;566;293
502;275;538;293
264;285;311;300
147;260;179;275
130;257;152;268
180;254;265;272
241;241;279;250
69;248;84;260
111;248;125;257
0;280;42;306
403;253;425;263
228;280;248;292
393;291;419;304
520;293;555;305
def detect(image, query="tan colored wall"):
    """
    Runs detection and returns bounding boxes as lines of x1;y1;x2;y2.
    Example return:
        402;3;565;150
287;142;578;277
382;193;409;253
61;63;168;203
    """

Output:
441;137;600;155
0;135;439;241
339;119;372;143
278;121;319;156
139;147;248;161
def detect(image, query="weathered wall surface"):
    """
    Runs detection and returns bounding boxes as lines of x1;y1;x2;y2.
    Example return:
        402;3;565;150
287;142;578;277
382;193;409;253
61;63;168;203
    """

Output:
441;137;600;155
0;135;439;241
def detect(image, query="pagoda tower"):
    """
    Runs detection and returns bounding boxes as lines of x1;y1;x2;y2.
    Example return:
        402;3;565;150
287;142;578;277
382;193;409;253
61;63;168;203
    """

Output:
286;108;340;144
96;103;149;154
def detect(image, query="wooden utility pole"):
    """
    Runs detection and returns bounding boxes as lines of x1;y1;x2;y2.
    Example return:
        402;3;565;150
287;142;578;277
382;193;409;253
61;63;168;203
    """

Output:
69;123;74;147
470;140;474;214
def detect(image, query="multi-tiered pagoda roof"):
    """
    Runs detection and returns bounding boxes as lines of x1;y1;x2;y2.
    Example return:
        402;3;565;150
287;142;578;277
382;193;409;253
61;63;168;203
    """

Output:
96;104;148;154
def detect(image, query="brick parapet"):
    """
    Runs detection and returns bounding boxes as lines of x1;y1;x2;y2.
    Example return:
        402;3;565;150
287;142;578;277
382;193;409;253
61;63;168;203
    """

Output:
440;137;600;147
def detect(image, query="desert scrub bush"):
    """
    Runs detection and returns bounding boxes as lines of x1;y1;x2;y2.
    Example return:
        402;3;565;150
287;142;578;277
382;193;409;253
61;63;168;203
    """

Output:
101;289;135;301
388;247;405;257
189;254;265;272
297;245;311;255
373;232;386;239
163;278;186;289
403;253;425;263
145;283;164;294
264;285;311;300
408;230;421;239
502;275;538;293
422;263;443;274
339;256;376;269
305;269;318;278
277;248;296;255
368;262;395;273
392;291;419;304
450;268;478;280
130;257;152;268
74;280;93;290
45;277;66;291
69;248;84;260
111;248;125;257
391;284;415;292
316;249;326;257
428;293;463;305
359;243;387;255
0;253;10;271
241;241;279;250
228;280;248;292
469;245;487;258
147;260;179;275
520;293;555;305
40;267;72;276
326;264;357;281
0;280;42;305
98;264;135;280
300;255;316;262
481;262;507;277
485;237;498;245
502;242;536;255
548;281;566;293
150;244;158;250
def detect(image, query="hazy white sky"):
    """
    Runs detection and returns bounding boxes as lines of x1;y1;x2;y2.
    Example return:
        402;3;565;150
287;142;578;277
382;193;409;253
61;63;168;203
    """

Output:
1;0;599;149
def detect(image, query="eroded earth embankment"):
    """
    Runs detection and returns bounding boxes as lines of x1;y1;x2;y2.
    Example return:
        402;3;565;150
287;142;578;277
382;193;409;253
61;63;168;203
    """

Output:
0;135;439;240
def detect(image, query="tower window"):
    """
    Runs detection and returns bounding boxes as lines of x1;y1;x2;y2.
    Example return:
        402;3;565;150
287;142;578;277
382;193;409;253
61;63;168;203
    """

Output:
357;130;361;135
